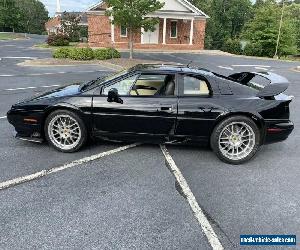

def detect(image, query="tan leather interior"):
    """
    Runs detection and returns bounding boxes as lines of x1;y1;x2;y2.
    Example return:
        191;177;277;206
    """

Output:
130;80;164;96
200;80;210;94
184;80;210;95
129;78;209;96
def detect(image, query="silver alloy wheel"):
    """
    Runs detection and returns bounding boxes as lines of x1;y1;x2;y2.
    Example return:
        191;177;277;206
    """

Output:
48;114;82;151
218;122;255;161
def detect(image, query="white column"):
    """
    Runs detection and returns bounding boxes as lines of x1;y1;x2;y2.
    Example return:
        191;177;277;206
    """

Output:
189;18;194;45
110;16;115;43
141;27;144;44
163;18;167;44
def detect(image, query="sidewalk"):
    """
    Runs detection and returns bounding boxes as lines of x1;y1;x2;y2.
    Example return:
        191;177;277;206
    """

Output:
116;48;232;55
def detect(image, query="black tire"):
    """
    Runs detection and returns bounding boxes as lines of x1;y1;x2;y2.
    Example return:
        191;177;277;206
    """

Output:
210;116;260;165
44;110;87;153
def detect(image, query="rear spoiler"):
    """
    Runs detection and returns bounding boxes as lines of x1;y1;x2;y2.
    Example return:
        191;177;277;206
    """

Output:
229;72;289;98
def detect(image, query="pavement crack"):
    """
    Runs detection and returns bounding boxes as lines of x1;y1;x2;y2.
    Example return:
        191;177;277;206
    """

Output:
197;203;238;249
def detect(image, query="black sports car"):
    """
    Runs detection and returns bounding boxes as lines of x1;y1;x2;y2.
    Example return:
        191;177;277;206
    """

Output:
7;64;294;164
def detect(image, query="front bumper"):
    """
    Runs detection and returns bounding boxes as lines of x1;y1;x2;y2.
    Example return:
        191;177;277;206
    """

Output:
264;120;294;144
7;109;44;141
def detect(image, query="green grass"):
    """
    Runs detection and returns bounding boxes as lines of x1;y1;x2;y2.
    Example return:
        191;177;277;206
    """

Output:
35;42;80;49
0;33;24;40
281;55;300;61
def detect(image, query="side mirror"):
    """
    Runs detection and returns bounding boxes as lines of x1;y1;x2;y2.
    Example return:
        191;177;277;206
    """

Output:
107;88;123;104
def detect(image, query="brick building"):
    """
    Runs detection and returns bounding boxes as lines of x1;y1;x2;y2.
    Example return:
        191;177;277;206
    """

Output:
87;0;208;50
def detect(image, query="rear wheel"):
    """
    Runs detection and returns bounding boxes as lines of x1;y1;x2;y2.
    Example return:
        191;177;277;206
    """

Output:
45;110;87;153
211;116;260;164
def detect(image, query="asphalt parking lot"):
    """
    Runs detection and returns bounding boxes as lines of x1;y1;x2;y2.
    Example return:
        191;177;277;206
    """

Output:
0;35;299;249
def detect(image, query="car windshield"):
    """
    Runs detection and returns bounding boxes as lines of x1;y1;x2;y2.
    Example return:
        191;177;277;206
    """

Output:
79;69;129;91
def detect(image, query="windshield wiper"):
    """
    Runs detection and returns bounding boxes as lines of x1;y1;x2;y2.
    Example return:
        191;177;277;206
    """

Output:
79;76;106;91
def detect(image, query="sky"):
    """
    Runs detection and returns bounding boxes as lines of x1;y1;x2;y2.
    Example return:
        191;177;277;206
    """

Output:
40;0;98;16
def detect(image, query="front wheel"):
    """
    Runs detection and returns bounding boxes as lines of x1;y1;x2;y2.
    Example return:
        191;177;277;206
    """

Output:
210;116;261;165
45;110;87;153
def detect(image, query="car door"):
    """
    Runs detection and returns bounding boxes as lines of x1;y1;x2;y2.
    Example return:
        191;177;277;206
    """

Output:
175;74;224;139
92;72;178;140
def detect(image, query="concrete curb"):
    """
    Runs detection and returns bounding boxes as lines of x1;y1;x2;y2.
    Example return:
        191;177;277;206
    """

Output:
17;59;121;71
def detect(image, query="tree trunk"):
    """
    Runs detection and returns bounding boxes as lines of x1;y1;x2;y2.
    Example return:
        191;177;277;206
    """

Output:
129;28;134;59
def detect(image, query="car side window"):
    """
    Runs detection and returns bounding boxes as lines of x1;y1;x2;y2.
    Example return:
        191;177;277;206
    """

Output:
183;76;210;96
130;74;175;96
102;75;137;96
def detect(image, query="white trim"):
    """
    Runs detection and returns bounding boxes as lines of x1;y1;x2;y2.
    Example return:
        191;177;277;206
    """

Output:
179;0;209;18
147;13;204;20
170;20;178;38
86;1;103;11
120;25;128;37
86;0;209;18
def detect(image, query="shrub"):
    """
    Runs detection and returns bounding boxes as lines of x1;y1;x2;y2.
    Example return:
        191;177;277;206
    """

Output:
46;33;70;46
222;39;242;55
94;48;121;60
107;48;121;58
241;42;265;57
243;43;256;56
68;48;94;60
53;48;71;58
51;47;121;60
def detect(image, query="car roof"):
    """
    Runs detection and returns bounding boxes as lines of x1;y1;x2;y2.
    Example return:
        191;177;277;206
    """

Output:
129;64;215;76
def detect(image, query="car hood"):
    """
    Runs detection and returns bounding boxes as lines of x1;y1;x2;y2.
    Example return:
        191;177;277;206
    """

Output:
17;83;81;104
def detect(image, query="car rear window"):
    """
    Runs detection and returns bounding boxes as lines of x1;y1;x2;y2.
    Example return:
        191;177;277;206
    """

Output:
247;75;271;90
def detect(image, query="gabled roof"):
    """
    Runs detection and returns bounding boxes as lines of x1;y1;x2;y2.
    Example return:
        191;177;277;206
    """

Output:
87;1;105;11
87;0;208;18
179;0;209;17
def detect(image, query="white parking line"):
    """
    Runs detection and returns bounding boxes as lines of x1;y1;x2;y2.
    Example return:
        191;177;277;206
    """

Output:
0;70;109;77
160;145;224;250
255;67;269;71
218;66;234;71
0;143;139;191
0;116;6;119
232;65;271;68
2;56;37;59
3;84;60;91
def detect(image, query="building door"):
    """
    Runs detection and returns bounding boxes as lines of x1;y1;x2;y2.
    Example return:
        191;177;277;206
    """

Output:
143;24;159;44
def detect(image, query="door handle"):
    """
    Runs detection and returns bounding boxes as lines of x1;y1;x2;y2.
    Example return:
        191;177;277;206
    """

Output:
199;106;213;112
160;106;173;111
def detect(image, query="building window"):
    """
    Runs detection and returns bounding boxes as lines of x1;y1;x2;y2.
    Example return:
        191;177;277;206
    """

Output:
120;25;127;37
170;21;177;38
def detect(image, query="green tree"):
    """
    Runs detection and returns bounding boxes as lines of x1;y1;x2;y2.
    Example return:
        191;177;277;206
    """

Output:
242;1;297;57
191;0;253;49
60;12;81;42
105;0;164;59
0;0;21;32
15;0;48;34
285;3;300;50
